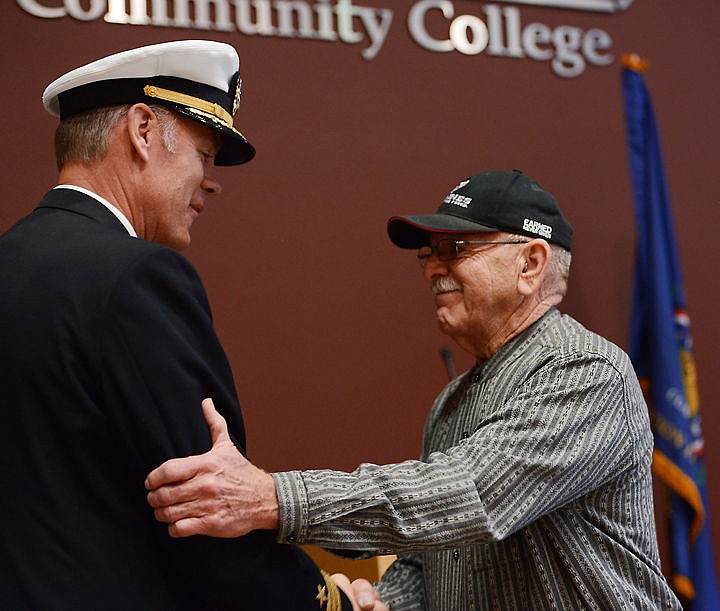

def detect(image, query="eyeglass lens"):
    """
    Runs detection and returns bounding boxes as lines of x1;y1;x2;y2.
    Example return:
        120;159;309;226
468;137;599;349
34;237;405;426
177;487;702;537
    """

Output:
416;239;529;266
417;241;456;262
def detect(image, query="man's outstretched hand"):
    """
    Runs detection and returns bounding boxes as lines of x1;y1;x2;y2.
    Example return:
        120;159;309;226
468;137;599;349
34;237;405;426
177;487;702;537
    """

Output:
145;398;279;538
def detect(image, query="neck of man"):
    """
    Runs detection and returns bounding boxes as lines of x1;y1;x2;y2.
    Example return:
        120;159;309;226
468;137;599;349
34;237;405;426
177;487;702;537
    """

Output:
58;161;136;230
466;298;556;365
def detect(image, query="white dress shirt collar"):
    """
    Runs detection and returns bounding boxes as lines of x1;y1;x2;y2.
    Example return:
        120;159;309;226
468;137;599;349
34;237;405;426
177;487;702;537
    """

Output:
54;184;137;237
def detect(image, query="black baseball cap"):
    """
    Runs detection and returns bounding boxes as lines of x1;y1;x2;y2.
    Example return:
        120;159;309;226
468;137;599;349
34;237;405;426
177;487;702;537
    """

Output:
388;170;573;251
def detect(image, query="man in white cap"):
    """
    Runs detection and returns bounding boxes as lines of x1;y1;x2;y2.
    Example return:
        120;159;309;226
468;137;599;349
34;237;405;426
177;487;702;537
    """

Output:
0;41;359;610
145;170;681;610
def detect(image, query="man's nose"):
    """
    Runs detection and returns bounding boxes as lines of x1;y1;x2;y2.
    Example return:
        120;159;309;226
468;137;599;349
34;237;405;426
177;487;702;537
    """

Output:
202;175;222;196
422;255;449;281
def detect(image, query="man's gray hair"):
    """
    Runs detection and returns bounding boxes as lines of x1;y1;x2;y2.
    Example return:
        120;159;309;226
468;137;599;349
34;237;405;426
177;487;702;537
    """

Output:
505;232;572;299
54;105;177;170
546;243;572;298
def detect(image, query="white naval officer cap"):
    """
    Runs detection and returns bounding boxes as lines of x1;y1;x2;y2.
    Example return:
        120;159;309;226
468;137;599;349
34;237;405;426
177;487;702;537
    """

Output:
42;40;255;166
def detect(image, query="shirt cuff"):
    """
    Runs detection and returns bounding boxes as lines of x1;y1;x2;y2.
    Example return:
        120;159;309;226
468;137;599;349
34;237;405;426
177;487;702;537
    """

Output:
272;470;309;545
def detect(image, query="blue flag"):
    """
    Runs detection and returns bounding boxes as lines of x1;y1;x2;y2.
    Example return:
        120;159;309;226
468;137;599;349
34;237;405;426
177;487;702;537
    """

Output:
622;55;720;609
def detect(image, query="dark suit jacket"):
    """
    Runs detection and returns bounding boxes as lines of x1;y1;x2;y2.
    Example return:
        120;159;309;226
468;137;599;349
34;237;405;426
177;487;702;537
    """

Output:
0;189;346;610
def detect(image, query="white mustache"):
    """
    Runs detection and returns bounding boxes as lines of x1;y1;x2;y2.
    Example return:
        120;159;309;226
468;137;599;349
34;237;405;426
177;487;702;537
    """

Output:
431;276;461;295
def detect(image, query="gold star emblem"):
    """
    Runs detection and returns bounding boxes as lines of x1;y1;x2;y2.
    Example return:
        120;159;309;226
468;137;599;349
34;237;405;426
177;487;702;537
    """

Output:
315;584;328;606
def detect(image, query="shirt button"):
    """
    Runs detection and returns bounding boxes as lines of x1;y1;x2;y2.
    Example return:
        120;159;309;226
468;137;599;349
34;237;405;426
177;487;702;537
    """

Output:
453;550;460;562
287;535;297;543
461;431;469;440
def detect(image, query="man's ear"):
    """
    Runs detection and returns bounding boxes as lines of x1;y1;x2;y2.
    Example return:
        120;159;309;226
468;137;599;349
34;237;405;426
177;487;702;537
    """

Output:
126;103;156;163
517;239;551;296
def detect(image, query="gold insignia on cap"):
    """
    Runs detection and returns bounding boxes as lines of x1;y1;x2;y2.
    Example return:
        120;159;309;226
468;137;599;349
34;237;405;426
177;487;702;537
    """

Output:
232;77;242;116
143;85;233;129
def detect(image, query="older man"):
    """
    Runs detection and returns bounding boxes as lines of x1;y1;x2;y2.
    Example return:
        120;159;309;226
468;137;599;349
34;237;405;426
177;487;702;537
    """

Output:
0;41;356;611
146;170;681;610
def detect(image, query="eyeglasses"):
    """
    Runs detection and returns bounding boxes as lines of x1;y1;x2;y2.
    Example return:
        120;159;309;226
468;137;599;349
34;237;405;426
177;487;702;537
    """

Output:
417;238;529;267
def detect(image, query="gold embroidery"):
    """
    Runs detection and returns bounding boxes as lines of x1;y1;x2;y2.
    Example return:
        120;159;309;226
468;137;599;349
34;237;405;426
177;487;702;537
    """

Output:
143;85;233;129
232;77;242;116
319;570;343;610
315;584;328;606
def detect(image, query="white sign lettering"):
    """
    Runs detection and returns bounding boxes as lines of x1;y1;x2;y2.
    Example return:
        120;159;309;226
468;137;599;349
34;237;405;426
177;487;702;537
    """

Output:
15;0;624;76
408;2;612;78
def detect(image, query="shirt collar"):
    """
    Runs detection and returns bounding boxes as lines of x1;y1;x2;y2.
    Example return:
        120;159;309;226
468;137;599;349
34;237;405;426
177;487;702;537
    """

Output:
54;184;137;237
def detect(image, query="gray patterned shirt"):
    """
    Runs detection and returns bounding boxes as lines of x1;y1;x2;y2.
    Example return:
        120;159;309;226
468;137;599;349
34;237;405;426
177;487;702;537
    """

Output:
273;309;681;610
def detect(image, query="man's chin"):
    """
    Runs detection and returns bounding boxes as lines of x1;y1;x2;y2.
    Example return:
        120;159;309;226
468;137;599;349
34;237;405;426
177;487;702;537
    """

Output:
435;312;455;336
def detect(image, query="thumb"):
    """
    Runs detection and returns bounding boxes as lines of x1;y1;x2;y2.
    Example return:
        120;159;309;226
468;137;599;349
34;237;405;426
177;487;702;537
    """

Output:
201;398;231;446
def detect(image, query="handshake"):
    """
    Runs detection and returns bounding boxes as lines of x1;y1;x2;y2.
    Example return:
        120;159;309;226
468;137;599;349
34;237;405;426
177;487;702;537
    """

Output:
145;398;389;611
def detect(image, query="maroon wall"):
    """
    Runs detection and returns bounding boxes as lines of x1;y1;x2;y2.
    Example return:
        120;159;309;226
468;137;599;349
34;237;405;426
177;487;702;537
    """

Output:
2;0;718;583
